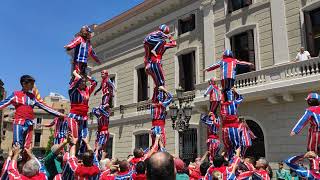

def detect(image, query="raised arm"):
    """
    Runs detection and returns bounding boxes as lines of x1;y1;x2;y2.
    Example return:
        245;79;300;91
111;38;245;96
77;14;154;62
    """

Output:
88;45;101;64
43;118;56;127
291;110;312;135
235;94;244;105
205;60;221;72
35;99;64;117
204;84;213;97
64;36;82;50
284;155;311;178
94;84;102;96
236;59;254;66
0;93;14;110
87;76;98;95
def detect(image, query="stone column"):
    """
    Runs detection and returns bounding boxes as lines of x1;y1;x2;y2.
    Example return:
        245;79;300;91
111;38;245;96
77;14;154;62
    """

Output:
201;0;216;80
270;0;290;64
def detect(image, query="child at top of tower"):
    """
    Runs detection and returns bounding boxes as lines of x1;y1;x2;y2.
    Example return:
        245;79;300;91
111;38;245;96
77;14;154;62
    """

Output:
144;24;172;58
64;25;101;79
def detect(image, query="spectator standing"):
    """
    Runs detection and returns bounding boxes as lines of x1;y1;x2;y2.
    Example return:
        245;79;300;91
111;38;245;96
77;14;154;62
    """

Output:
295;47;311;61
276;162;291;180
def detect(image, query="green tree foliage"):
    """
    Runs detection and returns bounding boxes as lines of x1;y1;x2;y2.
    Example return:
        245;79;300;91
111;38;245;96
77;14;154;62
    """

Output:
45;128;54;156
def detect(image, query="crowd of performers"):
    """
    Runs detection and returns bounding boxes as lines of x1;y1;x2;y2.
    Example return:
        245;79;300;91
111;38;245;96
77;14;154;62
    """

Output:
0;24;320;179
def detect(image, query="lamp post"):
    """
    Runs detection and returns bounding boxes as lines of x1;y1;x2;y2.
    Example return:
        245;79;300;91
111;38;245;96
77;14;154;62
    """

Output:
169;87;193;132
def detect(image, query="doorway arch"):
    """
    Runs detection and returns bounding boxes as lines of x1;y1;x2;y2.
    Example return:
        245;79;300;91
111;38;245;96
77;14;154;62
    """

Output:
244;120;266;159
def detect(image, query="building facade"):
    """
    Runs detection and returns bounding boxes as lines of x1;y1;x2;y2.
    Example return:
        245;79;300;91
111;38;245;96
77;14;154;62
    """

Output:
87;0;320;164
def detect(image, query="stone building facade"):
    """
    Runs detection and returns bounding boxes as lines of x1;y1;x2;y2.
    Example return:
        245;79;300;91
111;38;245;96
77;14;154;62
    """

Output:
87;0;320;164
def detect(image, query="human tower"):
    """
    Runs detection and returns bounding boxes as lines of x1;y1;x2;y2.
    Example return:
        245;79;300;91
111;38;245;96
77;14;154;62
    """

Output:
0;24;320;179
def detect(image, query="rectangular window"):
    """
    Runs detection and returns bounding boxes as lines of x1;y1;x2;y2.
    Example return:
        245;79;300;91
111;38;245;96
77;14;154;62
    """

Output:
137;68;148;102
179;51;196;91
228;0;252;13
135;133;149;150
305;8;320;57
231;29;255;74
34;132;41;147
106;137;113;159
178;14;196;35
36;117;42;124
109;76;115;108
179;128;197;163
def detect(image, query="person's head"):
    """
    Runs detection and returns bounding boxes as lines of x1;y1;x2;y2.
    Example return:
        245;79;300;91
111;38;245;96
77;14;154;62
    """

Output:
22;159;40;177
200;162;210;176
79;25;92;39
159;24;170;34
133;148;144;158
300;47;305;53
20;75;35;92
306;93;320;106
256;158;268;169
213;155;225;168
174;158;185;174
212;171;222;180
146;152;175;180
209;78;215;85
82;150;94;167
101;70;109;79
136;161;146;174
79;78;87;90
100;158;111;171
278;162;284;169
119;160;129;172
223;49;233;58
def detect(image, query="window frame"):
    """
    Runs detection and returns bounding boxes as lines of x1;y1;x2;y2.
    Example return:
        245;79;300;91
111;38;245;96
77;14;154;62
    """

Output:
178;13;196;35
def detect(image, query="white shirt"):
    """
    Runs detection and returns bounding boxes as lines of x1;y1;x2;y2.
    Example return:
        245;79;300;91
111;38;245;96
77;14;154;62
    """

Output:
296;51;310;61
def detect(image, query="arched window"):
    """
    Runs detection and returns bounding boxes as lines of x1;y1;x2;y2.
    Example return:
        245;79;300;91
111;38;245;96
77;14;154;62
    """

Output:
244;120;265;159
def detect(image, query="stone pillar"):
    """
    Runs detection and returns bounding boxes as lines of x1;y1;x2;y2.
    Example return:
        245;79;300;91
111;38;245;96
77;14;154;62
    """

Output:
201;0;216;80
270;0;290;64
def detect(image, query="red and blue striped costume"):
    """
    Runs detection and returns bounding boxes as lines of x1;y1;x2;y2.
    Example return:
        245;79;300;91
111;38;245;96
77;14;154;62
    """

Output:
68;76;97;153
67;156;100;180
45;117;68;144
65;36;101;75
96;77;115;108
285;155;320;180
239;122;256;157
291;106;320;153
150;92;173;147
204;80;221;115
100;171;134;180
200;114;221;161
205;57;251;101
144;27;170;56
220;94;243;159
145;39;176;103
0;91;63;149
92;105;110;159
1;157;10;180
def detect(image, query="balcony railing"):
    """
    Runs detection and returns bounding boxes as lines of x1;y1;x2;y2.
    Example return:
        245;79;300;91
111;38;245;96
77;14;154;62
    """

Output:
235;57;320;89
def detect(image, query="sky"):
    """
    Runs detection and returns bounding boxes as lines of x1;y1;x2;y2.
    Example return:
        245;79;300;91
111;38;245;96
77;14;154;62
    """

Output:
0;0;144;98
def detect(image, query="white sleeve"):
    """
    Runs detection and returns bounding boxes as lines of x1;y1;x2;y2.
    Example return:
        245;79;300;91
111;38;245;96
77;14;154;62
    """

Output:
295;53;299;60
306;51;310;56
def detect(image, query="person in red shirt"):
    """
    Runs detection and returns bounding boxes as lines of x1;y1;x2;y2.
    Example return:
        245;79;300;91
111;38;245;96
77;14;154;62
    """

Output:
68;137;100;180
7;145;47;180
132;161;147;180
